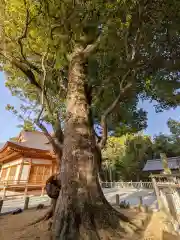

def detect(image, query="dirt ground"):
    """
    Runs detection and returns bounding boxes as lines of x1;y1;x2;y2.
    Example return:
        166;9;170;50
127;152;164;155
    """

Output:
141;211;180;240
0;208;179;240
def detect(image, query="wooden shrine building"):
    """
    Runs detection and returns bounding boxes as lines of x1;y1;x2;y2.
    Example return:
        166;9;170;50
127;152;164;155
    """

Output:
143;157;180;175
0;130;57;187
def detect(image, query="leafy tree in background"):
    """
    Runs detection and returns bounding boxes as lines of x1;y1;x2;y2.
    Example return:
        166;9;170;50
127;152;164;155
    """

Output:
168;119;180;136
168;118;180;147
17;120;36;131
101;136;127;181
102;134;152;181
103;119;180;183
153;119;180;158
0;0;180;239
120;134;152;181
9;137;18;142
153;133;176;158
160;153;172;174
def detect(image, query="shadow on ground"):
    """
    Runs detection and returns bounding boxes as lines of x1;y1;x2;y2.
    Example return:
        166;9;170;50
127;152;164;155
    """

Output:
162;231;180;240
116;206;154;239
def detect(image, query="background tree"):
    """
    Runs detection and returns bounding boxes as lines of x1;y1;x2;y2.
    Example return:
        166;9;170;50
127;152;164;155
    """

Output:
153;133;176;158
101;136;126;181
160;153;172;175
153;119;180;158
1;0;180;239
119;134;152;181
167;118;180;148
102;134;152;181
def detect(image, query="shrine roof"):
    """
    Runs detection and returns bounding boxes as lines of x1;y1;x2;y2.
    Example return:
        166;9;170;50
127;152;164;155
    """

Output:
143;157;180;171
0;130;54;152
0;131;57;163
0;141;52;153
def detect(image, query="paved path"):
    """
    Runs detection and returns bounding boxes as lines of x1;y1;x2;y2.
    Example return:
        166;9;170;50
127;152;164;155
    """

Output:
103;187;157;209
0;188;157;214
1;196;51;214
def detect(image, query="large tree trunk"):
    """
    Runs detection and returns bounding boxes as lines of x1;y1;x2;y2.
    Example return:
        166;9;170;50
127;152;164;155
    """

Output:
51;47;135;240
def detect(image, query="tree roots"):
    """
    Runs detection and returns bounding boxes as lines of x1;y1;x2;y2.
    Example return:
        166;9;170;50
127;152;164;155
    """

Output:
51;201;141;240
28;204;54;226
27;174;142;239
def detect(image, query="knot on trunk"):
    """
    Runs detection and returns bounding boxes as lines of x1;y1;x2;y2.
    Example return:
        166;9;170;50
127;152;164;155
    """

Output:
45;174;61;199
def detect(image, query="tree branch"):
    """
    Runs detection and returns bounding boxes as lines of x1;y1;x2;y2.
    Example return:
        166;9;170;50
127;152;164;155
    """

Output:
37;121;61;154
2;50;64;151
38;51;64;154
35;107;62;158
1;48;56;118
17;0;30;62
130;28;141;61
52;115;64;144
94;128;101;144
124;29;129;59
17;0;41;74
11;58;42;91
41;51;49;105
124;2;145;62
83;34;101;58
130;3;144;61
99;71;133;149
0;48;42;91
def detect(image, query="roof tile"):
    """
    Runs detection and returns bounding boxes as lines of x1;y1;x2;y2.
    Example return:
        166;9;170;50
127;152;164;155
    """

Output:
143;157;180;171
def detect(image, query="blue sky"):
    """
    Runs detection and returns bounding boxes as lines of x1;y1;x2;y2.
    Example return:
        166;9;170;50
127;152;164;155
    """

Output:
0;72;179;142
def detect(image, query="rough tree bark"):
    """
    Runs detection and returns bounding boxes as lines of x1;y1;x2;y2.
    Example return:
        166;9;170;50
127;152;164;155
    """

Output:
49;46;138;240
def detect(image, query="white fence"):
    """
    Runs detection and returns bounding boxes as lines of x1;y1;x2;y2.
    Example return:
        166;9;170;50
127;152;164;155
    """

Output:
100;181;153;189
0;181;154;215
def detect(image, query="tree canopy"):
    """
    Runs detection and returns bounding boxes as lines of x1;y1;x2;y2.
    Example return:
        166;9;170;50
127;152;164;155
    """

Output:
1;0;180;144
1;0;180;239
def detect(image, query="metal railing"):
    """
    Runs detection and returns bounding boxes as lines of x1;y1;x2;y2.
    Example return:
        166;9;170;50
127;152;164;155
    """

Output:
100;181;153;189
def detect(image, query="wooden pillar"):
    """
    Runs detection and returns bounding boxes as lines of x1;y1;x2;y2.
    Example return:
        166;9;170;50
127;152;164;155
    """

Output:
116;194;120;205
138;196;143;211
17;160;24;184
26;159;32;184
6;166;11;183
24;196;29;210
24;184;28;197
50;163;53;176
41;186;45;196
140;180;143;189
35;165;39;184
0;199;3;213
2;186;7;200
0;168;2;179
42;165;45;184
